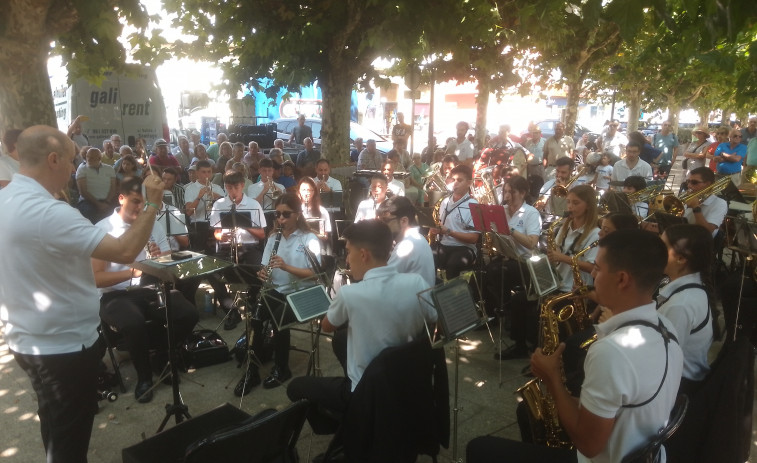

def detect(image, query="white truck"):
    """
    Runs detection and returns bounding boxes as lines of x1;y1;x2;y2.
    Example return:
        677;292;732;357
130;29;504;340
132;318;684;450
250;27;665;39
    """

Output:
53;64;169;149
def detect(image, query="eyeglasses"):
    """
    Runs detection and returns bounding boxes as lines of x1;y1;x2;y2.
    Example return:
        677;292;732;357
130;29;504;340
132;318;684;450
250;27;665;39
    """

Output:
687;179;704;186
274;210;294;218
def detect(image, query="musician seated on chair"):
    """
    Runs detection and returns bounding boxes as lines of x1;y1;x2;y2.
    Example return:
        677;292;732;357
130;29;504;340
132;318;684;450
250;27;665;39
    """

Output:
354;174;389;222
622;175;649;218
209;170;267;265
430;164;480;279
468;229;684;463
483;176;542;317
247;158;285;211
93;177;199;404
184;160;225;252
377;196;436;287
235;193;321;396
682;167;727;237
286;219;436;433
535;156;574;216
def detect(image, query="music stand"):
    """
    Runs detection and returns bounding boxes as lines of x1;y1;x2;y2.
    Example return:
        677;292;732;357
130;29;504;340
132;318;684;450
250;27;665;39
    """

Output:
286;285;332;323
132;252;232;432
469;203;509;235
525;254;558;298
263;277;324;331
417;277;485;462
306;218;326;237
320;191;343;210
157;207;189;239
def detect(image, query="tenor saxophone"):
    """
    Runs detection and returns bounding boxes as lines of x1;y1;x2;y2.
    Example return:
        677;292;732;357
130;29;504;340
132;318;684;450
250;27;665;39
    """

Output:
515;285;594;448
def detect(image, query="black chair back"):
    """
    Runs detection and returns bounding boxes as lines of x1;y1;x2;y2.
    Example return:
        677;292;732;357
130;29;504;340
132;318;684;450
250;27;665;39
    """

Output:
621;394;688;463
183;399;309;463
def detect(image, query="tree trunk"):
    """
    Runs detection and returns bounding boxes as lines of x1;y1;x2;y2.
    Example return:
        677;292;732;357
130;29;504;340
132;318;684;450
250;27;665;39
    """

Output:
564;75;581;136
0;34;56;133
667;99;681;133
474;78;490;153
627;88;642;133
697;108;709;126
720;109;731;126
320;69;353;166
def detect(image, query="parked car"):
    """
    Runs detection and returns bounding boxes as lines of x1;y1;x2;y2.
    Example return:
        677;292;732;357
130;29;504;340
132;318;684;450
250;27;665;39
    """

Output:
273;117;394;153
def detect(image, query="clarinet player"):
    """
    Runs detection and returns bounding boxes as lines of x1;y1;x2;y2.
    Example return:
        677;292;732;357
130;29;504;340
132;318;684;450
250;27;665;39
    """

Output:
235;193;321;396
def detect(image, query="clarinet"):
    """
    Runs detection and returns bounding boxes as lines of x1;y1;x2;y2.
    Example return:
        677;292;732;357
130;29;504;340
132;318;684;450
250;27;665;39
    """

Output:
253;225;283;320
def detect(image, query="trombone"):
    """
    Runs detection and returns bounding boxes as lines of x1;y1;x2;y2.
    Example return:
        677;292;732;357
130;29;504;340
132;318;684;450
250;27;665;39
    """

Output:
658;176;731;216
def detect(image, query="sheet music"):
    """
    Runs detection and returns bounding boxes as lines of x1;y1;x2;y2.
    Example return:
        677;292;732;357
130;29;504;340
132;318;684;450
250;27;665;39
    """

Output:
433;281;479;338
287;286;331;322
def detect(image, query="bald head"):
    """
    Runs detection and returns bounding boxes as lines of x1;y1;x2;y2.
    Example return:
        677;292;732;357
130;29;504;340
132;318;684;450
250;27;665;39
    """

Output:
17;125;73;167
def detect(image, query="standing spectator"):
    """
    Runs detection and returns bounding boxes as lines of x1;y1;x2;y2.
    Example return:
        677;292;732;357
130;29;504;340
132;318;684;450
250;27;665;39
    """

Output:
651;120;680;178
713;128;747;186
110;133;123;152
289;114;312;146
595;152;613;192
705;126;730;172
216;141;233;173
206;132;227;161
67;115;90;148
189;130;202;152
392;112;412;150
682;125;711;176
744;136;757;183
543;122;575;172
407;152;429;206
0;125;165;463
523;124;546;181
454;121;475;166
741;116;757;145
597;119;628;162
76;147;117;223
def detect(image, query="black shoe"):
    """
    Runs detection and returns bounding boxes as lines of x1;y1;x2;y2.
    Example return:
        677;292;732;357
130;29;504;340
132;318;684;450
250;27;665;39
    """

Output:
224;308;242;331
263;365;292;389
135;380;154;403
234;367;261;397
494;344;529;360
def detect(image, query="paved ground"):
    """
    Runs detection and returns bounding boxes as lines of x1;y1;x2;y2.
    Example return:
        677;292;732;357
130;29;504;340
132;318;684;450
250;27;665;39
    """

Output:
0;303;534;463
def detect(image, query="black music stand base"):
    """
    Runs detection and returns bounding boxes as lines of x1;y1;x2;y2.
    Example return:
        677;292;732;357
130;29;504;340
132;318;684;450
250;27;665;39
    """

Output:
156;282;192;433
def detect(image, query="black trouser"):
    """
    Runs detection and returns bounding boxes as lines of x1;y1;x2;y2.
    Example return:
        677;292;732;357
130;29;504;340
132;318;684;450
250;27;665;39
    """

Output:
433;243;476;279
13;342;102;463
250;288;291;372
508;291;539;346
287;376;352;435
100;288;198;382
484;257;530;315
467;436;577;463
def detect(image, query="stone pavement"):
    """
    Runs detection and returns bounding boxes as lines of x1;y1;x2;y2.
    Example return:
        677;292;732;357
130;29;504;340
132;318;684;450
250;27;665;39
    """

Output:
0;307;532;463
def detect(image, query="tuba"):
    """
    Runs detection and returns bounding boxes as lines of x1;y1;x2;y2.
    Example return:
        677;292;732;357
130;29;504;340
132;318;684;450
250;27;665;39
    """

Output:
472;165;498;205
661;176;730;216
515;285;594;448
423;166;449;194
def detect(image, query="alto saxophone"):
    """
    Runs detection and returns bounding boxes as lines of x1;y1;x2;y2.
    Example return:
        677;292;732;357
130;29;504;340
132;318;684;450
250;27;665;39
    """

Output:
515;285;594;448
253;225;283;320
565;240;599;334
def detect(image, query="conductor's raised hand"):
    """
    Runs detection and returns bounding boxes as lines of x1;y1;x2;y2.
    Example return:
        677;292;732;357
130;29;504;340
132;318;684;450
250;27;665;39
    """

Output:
143;172;166;205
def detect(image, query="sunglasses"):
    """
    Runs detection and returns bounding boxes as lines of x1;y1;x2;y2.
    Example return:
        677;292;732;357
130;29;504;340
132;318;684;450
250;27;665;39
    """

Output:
274;210;295;218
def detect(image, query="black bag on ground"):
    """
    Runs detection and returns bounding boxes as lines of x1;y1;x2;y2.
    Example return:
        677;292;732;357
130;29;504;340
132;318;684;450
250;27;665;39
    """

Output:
182;329;231;368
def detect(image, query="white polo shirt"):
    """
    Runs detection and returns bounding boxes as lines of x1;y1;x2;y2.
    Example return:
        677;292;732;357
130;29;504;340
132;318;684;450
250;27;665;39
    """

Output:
611;158;653;183
302;204;332;233
312;175;343;192
326;265;437;390
247;180;286;210
388;178;406;197
96;209;171;292
184;180;225;222
261;228;321;294
76;162;116;200
388;227;436;286
683;194;727;237
209;194;266;245
355;197;383;222
439;193;479;252
554;224;600;292
656;272;712;381
505;203;542;258
0;174;108;354
581;303;683;463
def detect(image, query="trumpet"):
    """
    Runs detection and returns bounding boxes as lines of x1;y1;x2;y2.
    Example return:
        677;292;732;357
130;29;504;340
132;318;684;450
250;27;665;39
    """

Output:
660;176;730;216
267;178;283;199
534;167;586;210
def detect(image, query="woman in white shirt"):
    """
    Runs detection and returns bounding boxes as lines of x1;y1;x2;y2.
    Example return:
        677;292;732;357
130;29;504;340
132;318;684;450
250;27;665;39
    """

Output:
297;177;331;246
659;223;717;391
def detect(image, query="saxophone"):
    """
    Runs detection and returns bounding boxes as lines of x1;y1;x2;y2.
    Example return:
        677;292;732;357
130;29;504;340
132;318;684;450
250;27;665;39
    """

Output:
253;225;283;320
515;285;594;448
565;240;599;333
